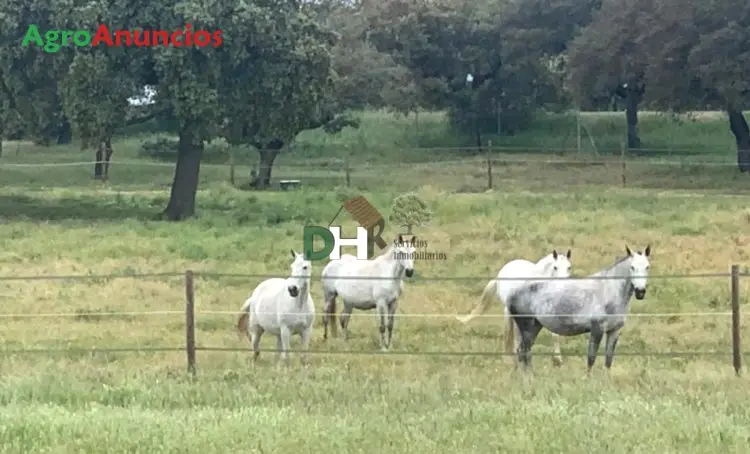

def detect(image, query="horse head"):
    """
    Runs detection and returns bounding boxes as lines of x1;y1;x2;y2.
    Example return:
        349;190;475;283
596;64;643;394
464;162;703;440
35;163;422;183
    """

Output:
393;235;416;277
625;245;651;299
550;249;572;280
288;249;311;297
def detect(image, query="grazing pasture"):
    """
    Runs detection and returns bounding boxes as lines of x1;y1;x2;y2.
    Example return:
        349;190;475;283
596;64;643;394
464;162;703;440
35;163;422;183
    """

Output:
1;112;750;452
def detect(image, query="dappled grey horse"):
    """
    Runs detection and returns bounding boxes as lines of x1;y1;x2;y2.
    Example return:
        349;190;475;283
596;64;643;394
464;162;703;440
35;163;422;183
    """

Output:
506;245;651;370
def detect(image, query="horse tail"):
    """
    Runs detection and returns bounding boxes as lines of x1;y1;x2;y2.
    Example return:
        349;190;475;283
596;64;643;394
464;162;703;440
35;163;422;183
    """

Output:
236;298;252;342
456;279;497;325
503;305;516;354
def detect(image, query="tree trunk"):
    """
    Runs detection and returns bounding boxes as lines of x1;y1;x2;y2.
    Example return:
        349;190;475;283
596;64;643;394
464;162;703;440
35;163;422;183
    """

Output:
256;148;280;190
163;128;204;220
474;120;482;150
103;137;113;180
94;142;104;180
57;119;72;145
625;89;641;150
93;138;114;180
728;107;750;172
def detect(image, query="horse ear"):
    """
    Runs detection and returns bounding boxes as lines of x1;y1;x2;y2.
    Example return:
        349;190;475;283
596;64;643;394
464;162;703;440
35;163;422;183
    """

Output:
290;249;296;259
552;250;558;259
644;245;651;257
625;245;633;256
566;249;572;259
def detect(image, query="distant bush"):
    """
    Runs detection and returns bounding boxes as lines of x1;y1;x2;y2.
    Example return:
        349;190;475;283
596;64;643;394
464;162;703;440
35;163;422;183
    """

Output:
138;136;247;164
333;185;359;202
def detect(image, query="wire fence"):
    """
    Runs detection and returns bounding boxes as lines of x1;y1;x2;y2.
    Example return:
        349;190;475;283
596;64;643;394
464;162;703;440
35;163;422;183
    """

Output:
0;346;730;358
0;310;735;319
0;270;739;281
0;157;745;169
1;151;747;193
0;267;744;375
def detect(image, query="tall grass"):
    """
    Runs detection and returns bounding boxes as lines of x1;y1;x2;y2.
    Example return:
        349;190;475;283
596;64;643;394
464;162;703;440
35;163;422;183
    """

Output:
103;109;742;165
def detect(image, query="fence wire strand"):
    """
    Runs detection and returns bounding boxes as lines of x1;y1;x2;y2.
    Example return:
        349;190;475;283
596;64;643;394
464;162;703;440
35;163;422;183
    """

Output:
0;270;737;282
0;310;733;319
194;272;732;281
0;157;741;170
0;346;729;358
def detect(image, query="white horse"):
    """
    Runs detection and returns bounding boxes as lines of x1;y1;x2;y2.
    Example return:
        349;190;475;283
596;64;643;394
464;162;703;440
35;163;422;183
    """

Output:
236;250;314;365
456;250;572;366
321;235;415;350
507;245;650;370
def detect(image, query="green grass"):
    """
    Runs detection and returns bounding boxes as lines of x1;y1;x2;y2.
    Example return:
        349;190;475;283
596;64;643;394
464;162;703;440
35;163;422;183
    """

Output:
290;109;741;161
1;110;750;452
1;112;747;194
96;108;744;164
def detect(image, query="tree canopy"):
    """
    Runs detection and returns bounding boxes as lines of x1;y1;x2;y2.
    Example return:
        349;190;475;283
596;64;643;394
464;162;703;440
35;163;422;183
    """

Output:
1;0;748;216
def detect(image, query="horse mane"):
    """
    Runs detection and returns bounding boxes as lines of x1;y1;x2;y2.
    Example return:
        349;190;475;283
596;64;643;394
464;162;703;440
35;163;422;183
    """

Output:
373;244;396;262
538;253;554;262
587;255;631;277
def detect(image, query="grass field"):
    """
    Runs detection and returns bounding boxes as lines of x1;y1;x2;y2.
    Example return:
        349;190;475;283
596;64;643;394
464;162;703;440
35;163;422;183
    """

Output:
1;110;750;452
2;111;748;195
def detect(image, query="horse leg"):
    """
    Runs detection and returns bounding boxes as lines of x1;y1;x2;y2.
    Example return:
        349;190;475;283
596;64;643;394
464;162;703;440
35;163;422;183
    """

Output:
514;316;543;369
604;328;622;370
279;325;292;365
551;333;564;367
300;326;313;366
386;298;398;349
322;291;337;340
275;335;283;362
340;302;354;341
587;324;605;371
513;319;522;359
250;325;264;362
322;298;329;340
376;299;388;351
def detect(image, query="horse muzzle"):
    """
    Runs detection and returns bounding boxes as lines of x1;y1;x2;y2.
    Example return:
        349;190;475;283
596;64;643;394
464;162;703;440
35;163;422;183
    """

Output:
633;287;647;300
288;286;299;297
404;269;414;278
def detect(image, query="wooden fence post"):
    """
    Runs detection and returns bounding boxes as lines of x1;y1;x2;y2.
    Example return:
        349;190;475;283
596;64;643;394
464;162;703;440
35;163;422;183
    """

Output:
345;159;351;187
228;151;235;186
620;140;627;187
185;269;197;377
731;264;742;376
487;140;493;190
576;108;582;154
